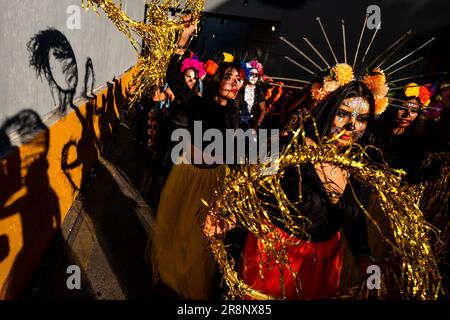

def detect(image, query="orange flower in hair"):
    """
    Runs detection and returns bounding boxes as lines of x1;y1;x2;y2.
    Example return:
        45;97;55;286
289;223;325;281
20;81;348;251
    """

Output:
404;82;431;108
374;96;389;115
204;60;218;76
311;83;329;101
418;86;431;106
363;68;386;93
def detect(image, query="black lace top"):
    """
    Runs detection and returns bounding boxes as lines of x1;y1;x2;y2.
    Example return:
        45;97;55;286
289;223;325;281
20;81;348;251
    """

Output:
263;164;371;258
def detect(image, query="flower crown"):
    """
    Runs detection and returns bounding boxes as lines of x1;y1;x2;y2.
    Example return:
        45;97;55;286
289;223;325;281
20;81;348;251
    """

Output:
276;15;441;116
310;63;389;115
181;52;206;78
244;59;264;79
403;82;431;107
204;52;235;76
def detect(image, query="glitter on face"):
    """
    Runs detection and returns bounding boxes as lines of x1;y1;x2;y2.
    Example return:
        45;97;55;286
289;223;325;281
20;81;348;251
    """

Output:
342;97;370;117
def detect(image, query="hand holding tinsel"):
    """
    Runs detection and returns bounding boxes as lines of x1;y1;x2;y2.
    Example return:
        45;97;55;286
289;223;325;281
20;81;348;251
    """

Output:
202;210;237;238
81;0;205;111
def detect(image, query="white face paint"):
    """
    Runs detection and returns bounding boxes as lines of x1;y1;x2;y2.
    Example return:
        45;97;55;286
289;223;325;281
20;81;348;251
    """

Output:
330;96;370;147
248;68;259;85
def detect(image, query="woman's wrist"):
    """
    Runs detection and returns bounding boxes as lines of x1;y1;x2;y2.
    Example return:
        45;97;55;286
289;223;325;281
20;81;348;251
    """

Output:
177;42;188;50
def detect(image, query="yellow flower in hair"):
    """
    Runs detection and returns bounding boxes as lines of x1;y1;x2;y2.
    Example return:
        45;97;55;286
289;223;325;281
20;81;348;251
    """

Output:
222;52;234;63
332;63;354;85
404;82;420;98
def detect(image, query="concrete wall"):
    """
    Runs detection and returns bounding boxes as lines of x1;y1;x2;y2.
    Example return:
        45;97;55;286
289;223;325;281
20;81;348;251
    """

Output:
0;0;144;123
0;0;143;299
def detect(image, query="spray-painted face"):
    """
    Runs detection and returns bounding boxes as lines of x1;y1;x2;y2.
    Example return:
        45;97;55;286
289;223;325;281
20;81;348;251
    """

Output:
330;96;370;147
248;68;259;85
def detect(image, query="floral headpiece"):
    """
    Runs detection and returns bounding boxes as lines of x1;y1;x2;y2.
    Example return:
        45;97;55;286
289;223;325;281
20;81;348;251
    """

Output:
278;15;440;116
204;52;235;76
310;63;389;115
403;82;431;107
181;52;206;78
244;59;264;79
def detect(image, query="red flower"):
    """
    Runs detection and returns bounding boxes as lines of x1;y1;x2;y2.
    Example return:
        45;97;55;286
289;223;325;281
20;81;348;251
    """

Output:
418;86;431;106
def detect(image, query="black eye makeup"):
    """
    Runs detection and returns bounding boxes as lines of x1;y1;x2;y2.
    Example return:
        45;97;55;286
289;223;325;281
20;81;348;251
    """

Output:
356;114;370;122
337;110;351;118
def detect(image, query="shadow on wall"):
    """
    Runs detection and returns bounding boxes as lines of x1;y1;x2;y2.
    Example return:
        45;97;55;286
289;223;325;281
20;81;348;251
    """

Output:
61;75;123;194
0;110;61;299
0;24;134;298
27;27;129;198
27;28;78;114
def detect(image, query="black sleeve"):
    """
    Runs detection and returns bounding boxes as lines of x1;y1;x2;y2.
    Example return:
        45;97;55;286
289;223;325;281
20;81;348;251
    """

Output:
341;187;372;259
258;166;312;238
257;86;266;104
166;54;183;88
166;54;196;106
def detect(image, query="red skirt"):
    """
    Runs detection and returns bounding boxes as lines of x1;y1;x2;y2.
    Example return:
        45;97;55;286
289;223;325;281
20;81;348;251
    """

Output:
241;227;343;299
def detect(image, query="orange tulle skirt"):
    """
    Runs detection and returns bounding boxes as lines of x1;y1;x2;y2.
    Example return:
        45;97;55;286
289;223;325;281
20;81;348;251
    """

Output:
241;227;343;299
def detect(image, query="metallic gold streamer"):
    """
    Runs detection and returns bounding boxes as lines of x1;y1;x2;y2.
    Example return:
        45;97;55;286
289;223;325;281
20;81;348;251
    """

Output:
207;115;443;300
81;0;205;110
409;152;450;272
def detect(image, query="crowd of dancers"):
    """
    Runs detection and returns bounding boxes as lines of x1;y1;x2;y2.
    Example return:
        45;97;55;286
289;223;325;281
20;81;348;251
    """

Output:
129;15;449;300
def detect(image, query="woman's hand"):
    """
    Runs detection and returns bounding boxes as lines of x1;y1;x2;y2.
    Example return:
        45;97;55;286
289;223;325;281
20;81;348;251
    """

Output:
202;213;236;238
176;13;198;53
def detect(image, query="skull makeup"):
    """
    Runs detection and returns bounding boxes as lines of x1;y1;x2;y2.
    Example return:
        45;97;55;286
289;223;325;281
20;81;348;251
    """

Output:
248;68;260;85
330;96;370;146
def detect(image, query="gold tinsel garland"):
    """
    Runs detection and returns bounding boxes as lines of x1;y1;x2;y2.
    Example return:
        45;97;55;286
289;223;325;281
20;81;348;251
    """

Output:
207;116;444;300
409;152;450;268
81;0;205;110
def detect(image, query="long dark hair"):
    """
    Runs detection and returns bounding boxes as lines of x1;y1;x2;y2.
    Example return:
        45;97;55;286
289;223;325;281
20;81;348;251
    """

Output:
203;61;243;103
308;81;376;145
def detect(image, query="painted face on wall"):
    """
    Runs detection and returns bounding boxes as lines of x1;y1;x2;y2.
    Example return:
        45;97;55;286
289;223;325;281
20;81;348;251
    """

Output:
184;68;197;89
217;67;244;101
395;98;419;128
248;68;259;85
48;47;78;91
330;96;370;147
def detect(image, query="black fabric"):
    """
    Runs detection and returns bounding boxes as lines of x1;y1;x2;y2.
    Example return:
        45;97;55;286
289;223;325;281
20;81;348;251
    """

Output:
166;54;199;125
382;122;448;184
185;95;240;162
260;164;371;258
236;84;266;121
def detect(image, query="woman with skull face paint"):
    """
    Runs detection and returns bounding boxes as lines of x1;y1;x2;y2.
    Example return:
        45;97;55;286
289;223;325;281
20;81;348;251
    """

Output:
148;17;246;299
240;81;377;299
236;59;267;130
378;82;434;182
